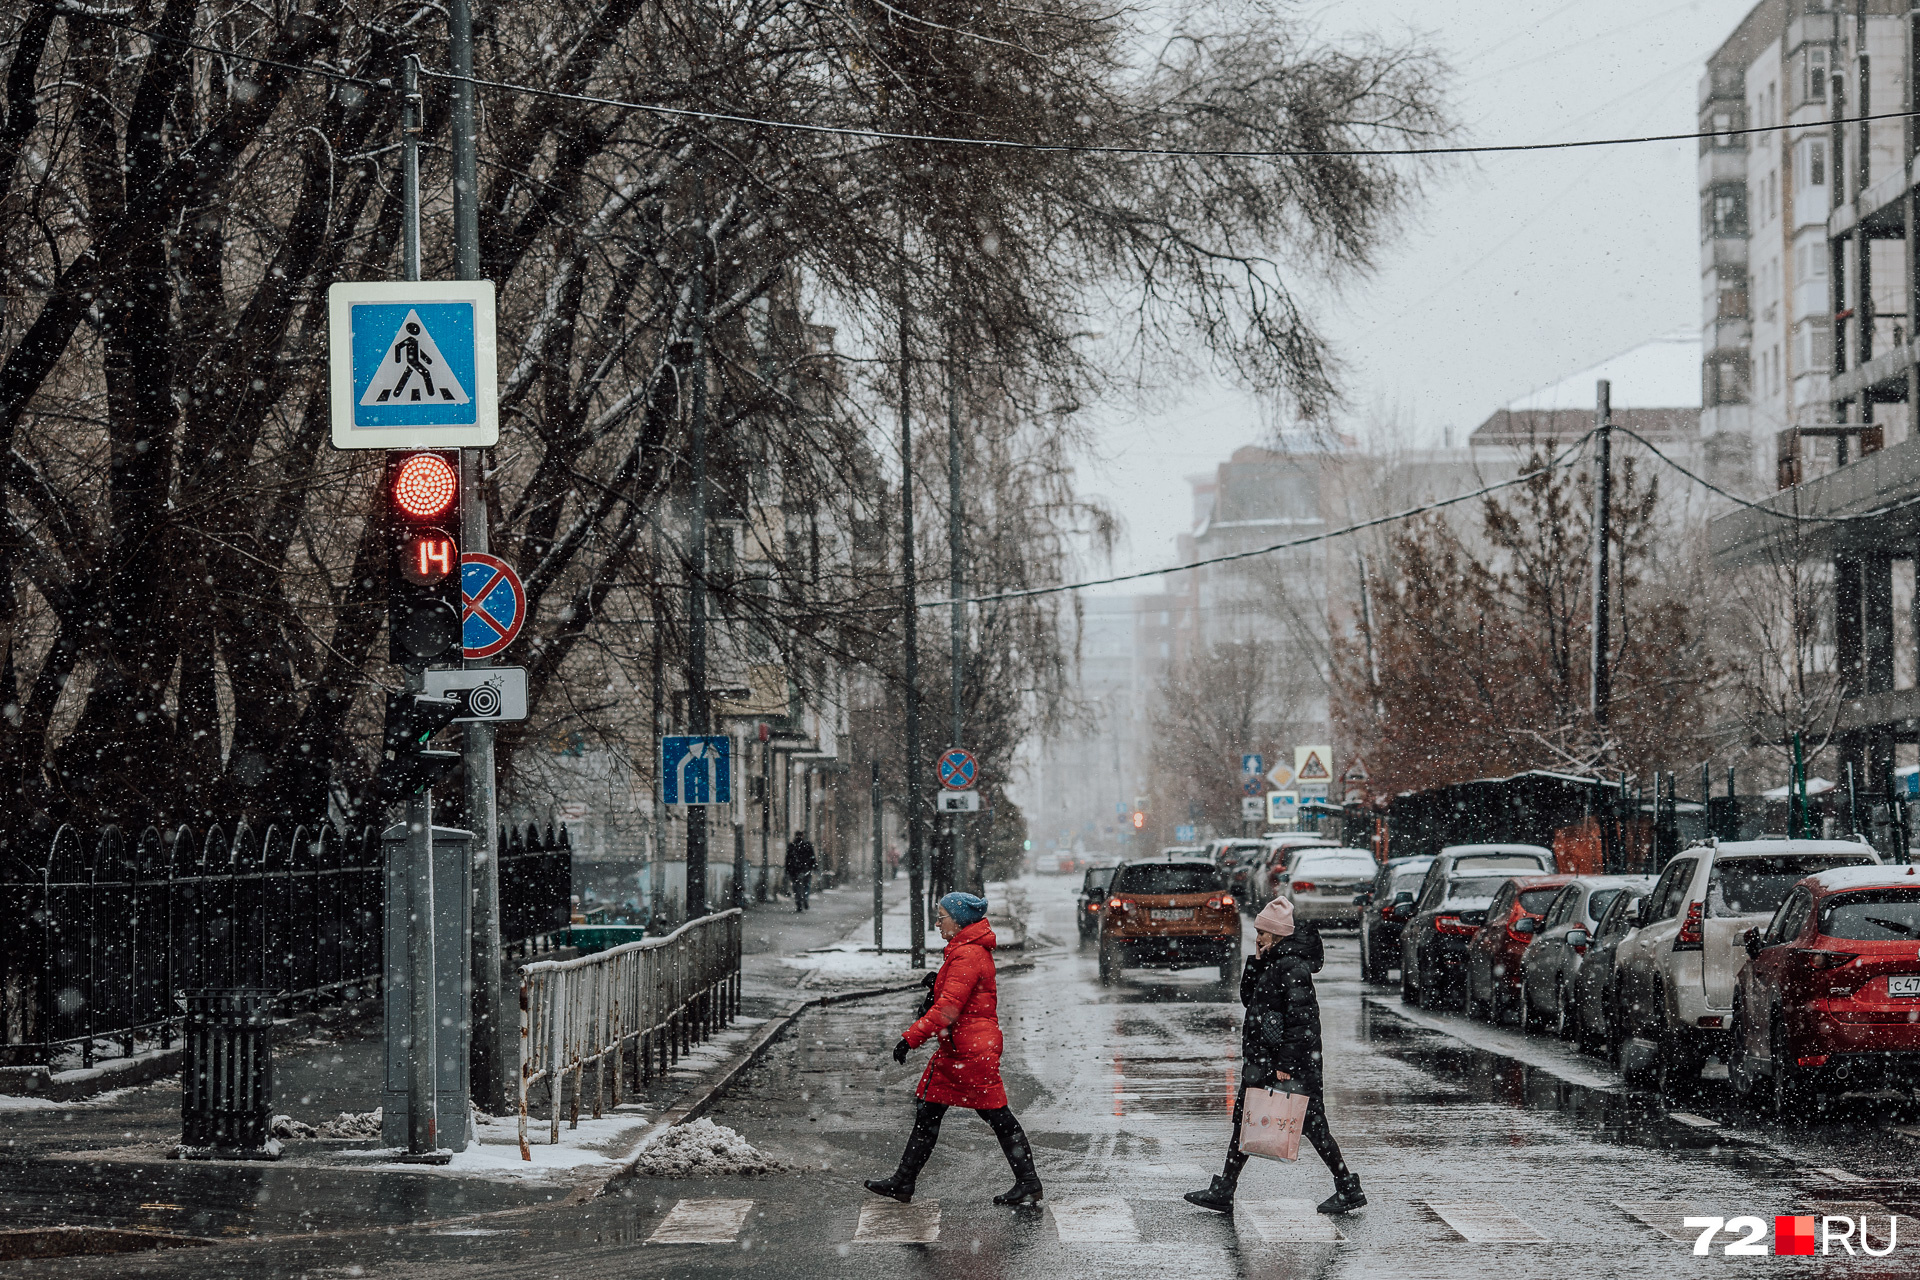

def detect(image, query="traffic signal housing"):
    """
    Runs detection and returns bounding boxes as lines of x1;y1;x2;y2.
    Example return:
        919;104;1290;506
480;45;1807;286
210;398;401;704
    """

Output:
385;451;461;664
376;691;463;802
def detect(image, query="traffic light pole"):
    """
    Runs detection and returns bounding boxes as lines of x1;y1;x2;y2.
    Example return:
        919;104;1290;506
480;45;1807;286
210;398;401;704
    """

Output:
396;58;444;1160
445;0;512;1118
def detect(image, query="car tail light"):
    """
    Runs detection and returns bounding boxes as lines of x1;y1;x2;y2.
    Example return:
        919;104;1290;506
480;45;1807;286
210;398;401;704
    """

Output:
1797;1054;1829;1068
1696;1015;1724;1028
1292;881;1315;893
1794;949;1858;971
1088;903;1099;912
1673;900;1704;952
1205;894;1237;911
1381;903;1397;920
1434;915;1476;937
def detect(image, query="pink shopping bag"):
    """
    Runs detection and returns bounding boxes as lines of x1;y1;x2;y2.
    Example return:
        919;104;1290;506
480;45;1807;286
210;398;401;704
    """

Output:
1238;1085;1308;1162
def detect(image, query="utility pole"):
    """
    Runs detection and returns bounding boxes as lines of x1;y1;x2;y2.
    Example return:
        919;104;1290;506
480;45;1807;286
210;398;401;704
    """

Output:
445;0;509;1119
872;760;884;951
947;347;966;896
685;167;711;920
900;222;926;970
1590;379;1612;731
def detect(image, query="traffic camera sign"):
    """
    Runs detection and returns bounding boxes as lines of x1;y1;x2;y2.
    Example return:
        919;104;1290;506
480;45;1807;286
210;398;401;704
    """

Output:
329;280;498;448
937;748;978;790
423;666;528;722
938;789;981;813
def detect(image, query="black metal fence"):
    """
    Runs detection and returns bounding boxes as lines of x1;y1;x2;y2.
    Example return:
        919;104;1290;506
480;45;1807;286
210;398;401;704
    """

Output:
1;821;571;1066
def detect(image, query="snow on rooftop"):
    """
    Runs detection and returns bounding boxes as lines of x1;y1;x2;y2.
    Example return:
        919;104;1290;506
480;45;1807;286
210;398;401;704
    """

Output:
1505;331;1701;413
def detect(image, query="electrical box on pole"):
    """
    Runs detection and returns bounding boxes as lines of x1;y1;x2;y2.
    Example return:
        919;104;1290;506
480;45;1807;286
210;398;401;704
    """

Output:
386;451;462;664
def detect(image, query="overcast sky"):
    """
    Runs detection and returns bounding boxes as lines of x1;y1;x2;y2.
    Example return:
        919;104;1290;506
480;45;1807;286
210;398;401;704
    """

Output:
1077;0;1754;585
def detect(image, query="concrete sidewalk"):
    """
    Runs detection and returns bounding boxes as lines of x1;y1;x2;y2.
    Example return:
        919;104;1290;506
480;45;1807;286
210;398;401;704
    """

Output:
0;886;916;1257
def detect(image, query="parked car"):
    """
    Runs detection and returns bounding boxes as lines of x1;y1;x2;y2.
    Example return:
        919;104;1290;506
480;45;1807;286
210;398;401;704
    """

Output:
1251;835;1340;910
1076;865;1119;942
1358;856;1433;983
1400;845;1556;1010
1518;875;1655;1038
1569;888;1650;1058
1211;839;1271;906
1278;847;1377;929
1611;839;1879;1096
1729;863;1920;1113
1097;859;1241;984
1466;874;1583;1024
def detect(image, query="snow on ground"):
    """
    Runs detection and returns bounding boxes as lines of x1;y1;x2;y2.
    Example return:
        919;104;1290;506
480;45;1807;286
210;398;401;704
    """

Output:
0;1086;142;1111
627;1118;786;1177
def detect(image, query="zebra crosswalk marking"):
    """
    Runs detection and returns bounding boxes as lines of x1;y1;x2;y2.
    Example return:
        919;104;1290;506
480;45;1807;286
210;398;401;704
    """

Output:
1425;1200;1546;1242
853;1199;941;1243
647;1198;753;1244
1236;1198;1343;1243
1615;1199;1703;1242
1049;1196;1141;1243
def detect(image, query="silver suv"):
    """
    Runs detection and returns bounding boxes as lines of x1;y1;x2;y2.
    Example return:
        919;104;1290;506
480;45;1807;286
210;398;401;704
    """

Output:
1611;838;1878;1096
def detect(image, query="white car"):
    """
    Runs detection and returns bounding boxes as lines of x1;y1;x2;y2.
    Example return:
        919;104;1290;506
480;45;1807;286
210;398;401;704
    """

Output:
1251;834;1340;908
1611;838;1879;1096
1279;848;1379;927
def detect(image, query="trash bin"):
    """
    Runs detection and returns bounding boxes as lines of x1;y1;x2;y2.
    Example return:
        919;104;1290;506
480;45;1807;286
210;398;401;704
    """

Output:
178;989;277;1160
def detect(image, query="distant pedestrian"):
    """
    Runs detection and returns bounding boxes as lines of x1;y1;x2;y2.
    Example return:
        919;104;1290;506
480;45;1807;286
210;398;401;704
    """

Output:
865;892;1042;1207
886;845;901;880
784;830;817;912
1185;897;1365;1216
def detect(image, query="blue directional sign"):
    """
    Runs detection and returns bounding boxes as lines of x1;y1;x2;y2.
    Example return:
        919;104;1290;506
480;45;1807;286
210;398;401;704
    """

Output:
1174;824;1196;842
661;735;731;805
1241;753;1264;776
327;280;498;449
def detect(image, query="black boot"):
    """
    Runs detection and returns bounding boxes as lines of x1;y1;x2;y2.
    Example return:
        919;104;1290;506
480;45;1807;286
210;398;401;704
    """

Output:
1316;1174;1365;1215
864;1173;915;1203
1184;1174;1237;1214
986;1110;1044;1206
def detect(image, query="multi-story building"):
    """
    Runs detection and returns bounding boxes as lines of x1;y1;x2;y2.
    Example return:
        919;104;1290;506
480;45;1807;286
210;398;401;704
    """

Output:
1699;1;1912;493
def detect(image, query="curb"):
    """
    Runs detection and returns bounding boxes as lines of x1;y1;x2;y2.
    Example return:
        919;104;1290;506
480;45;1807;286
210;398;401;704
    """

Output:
0;1047;185;1103
592;962;1036;1195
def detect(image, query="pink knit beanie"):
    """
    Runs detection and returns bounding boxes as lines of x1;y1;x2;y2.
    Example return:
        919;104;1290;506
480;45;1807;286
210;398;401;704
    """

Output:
1254;897;1295;938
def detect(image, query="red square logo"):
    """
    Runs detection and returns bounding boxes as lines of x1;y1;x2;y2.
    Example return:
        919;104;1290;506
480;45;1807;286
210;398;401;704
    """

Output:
1775;1215;1816;1256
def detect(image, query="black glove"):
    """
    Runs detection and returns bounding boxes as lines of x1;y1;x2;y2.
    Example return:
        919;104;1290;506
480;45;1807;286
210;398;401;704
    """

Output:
892;1038;911;1064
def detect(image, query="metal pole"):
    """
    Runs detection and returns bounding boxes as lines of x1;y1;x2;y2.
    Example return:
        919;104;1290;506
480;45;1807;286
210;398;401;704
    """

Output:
445;0;504;1119
1590;380;1612;730
872;760;884;952
947;347;966;897
685;165;711;921
900;220;926;970
650;521;668;925
760;741;771;901
397;55;439;1159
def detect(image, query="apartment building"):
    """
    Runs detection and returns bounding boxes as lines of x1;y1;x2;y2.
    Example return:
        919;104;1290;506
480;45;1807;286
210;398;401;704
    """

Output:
1699;0;1913;493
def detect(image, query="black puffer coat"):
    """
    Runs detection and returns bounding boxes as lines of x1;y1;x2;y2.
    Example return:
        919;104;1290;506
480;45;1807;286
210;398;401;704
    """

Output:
1239;926;1324;1086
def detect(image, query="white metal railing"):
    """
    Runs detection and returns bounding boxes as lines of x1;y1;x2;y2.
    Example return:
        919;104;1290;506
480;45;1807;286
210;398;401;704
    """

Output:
517;908;742;1159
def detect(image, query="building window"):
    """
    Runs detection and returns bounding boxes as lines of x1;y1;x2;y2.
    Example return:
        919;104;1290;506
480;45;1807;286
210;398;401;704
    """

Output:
1712;111;1737;148
1704;188;1747;238
1796;138;1826;190
1806;47;1829;103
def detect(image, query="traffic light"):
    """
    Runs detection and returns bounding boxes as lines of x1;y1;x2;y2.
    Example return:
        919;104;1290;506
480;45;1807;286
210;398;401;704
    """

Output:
385;451;461;663
376;691;463;802
1131;810;1146;830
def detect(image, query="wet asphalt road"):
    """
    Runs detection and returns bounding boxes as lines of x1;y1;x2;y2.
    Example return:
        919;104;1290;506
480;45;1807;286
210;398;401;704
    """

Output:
14;873;1920;1278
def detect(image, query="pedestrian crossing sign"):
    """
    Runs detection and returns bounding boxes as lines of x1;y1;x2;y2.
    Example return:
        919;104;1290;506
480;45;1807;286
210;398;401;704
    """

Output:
328;280;499;449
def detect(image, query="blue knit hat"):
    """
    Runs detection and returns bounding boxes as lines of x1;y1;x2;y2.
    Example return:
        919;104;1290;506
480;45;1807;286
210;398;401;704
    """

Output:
938;892;988;928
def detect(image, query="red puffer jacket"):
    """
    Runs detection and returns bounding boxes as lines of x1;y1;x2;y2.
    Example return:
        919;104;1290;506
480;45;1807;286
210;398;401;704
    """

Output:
902;918;1007;1109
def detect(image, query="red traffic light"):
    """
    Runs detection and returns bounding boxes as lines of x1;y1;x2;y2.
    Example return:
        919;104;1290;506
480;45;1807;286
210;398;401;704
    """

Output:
392;453;457;520
1131;811;1146;830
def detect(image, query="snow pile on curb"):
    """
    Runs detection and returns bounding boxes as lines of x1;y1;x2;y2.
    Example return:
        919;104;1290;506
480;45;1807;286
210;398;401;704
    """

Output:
629;1119;786;1177
270;1114;317;1139
318;1108;383;1139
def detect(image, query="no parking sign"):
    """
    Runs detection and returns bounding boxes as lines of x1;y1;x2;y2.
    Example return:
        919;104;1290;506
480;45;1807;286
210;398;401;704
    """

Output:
462;554;525;659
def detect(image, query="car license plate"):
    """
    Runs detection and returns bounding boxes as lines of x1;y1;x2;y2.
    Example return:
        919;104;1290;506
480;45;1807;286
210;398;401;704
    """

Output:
1154;909;1194;922
1891;975;1920;997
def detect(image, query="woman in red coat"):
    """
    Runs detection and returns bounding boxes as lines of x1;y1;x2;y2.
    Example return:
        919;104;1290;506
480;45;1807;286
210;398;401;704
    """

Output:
864;892;1043;1206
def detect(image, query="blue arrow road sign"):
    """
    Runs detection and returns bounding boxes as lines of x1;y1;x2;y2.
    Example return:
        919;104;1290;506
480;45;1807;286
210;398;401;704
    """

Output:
661;736;731;805
1175;824;1196;842
1241;753;1263;776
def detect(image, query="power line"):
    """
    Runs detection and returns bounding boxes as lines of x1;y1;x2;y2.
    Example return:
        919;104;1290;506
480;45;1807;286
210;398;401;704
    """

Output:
35;3;1916;164
1612;426;1920;524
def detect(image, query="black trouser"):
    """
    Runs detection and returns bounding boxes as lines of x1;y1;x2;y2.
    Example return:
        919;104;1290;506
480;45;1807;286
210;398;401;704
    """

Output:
1223;1068;1352;1187
791;871;811;911
892;1098;1038;1188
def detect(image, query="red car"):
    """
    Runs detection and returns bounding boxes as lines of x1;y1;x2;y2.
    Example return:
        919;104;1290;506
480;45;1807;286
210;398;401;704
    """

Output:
1465;874;1581;1026
1729;864;1920;1113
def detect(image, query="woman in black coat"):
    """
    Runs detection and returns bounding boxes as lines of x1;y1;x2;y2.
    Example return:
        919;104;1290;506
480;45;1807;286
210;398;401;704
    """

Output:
1185;896;1365;1215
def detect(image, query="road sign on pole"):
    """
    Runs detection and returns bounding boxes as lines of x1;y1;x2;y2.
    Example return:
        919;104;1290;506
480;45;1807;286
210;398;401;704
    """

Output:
1240;797;1264;821
423;666;529;721
1241;753;1264;777
937;789;981;813
1295;746;1333;786
1174;824;1196;842
1267;790;1300;826
1266;762;1295;790
329;281;498;449
1241;776;1263;797
460;553;525;659
661;735;732;805
937;748;978;790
